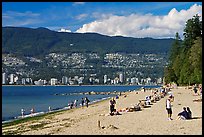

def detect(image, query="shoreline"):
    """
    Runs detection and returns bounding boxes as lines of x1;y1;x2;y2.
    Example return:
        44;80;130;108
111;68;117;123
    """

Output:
2;84;163;87
3;86;201;135
2;95;113;125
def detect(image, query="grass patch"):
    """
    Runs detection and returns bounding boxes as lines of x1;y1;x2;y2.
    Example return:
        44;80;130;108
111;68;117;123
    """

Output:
2;110;65;128
28;122;47;130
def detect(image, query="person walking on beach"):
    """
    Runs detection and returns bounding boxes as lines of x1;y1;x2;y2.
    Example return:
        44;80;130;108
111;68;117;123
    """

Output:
81;98;84;108
48;106;51;112
84;97;90;108
110;97;116;115
30;108;34;116
21;108;25;117
74;99;78;108
166;95;174;120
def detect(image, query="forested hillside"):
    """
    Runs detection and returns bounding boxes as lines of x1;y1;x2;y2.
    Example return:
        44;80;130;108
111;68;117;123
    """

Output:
2;27;174;56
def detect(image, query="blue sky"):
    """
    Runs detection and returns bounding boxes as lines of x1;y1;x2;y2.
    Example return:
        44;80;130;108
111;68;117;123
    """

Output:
2;2;202;38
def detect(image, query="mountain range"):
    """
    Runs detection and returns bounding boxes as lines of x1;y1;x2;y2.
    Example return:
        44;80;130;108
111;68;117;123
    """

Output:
2;27;175;57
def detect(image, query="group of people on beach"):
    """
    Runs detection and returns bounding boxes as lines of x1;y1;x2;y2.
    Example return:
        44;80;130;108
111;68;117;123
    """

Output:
108;85;194;121
20;97;91;118
165;83;196;121
21;107;35;117
108;87;169;115
192;84;202;96
68;97;90;109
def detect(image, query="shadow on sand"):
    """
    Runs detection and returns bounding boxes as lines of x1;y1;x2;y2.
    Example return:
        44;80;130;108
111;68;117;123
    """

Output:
191;116;202;120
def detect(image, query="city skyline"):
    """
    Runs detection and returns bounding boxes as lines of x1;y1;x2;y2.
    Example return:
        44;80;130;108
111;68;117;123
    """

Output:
2;2;202;39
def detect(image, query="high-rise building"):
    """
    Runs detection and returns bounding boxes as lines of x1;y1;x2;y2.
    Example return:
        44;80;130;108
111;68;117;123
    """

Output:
9;74;14;84
104;75;108;84
119;73;123;83
62;76;68;85
2;73;7;85
22;78;26;85
50;78;58;85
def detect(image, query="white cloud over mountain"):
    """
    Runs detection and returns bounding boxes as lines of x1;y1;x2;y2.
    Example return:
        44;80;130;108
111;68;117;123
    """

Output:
76;4;202;38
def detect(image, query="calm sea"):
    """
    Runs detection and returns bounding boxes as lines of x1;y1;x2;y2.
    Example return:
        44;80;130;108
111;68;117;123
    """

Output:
2;85;160;122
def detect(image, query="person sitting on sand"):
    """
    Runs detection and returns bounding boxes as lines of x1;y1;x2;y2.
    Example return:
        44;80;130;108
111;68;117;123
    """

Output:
186;107;192;119
138;100;145;108
134;102;141;111
177;107;189;120
145;96;151;105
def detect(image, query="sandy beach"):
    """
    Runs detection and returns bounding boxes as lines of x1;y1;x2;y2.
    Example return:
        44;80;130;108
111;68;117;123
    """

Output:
2;86;202;135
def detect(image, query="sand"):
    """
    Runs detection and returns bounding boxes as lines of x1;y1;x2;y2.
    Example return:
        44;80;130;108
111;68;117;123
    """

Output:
2;86;202;135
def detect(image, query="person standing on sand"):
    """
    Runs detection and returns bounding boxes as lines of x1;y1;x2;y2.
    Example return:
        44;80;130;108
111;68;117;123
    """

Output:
48;106;51;112
166;95;174;120
21;108;25;117
81;98;84;108
110;97;116;115
30;108;34;116
84;97;90;108
74;99;78;108
193;85;198;95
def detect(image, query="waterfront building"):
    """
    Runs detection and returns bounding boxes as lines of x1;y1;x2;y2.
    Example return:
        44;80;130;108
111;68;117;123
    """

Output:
104;75;108;84
50;78;58;85
62;76;68;85
14;76;18;83
2;73;7;85
130;77;136;85
119;73;123;83
9;74;14;84
157;77;163;84
22;78;26;85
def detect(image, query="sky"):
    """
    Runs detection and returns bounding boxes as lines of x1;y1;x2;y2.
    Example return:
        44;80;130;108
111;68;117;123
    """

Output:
2;2;202;39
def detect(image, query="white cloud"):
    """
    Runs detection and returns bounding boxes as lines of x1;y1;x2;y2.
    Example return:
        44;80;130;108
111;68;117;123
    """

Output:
72;2;85;6
3;11;40;18
58;28;72;32
75;14;88;20
2;11;42;27
76;4;202;38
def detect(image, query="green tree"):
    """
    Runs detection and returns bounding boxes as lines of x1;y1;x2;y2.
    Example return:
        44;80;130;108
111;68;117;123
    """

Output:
169;32;182;65
189;37;202;84
164;14;202;85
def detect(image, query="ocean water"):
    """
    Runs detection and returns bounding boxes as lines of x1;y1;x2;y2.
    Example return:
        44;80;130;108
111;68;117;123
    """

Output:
2;85;160;122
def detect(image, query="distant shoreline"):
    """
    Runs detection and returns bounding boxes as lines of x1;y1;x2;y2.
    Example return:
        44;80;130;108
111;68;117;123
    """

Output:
2;84;162;87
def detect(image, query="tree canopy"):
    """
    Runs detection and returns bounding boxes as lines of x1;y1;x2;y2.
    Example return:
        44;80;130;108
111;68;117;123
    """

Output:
164;14;202;85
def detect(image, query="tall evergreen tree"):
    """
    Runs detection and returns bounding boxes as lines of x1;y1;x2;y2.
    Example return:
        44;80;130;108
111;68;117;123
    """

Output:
164;14;202;85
